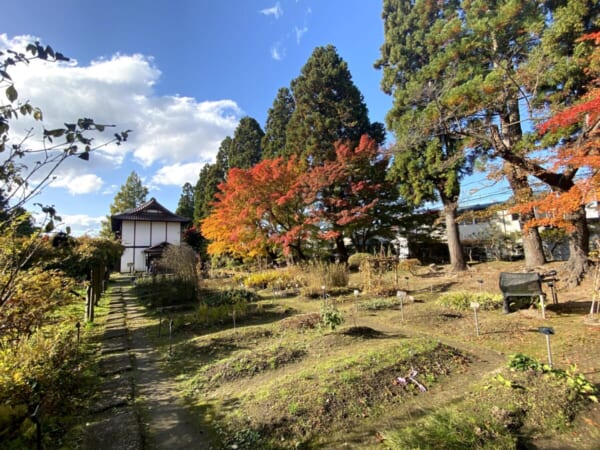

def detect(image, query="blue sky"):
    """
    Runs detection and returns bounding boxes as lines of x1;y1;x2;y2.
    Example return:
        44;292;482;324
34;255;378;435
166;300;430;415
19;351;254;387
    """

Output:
2;0;505;235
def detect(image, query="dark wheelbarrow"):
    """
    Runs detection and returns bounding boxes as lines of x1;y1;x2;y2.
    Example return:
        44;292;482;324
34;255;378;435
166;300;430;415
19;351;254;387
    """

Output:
499;270;558;314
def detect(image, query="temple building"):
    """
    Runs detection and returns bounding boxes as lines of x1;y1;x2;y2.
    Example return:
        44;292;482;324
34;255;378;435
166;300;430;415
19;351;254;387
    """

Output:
111;197;190;272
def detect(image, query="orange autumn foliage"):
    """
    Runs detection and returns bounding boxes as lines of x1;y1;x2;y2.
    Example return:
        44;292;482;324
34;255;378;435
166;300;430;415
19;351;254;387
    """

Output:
201;156;307;258
201;135;391;259
514;33;600;231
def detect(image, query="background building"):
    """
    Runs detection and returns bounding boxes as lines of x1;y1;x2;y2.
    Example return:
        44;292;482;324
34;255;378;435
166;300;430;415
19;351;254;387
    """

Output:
111;198;190;272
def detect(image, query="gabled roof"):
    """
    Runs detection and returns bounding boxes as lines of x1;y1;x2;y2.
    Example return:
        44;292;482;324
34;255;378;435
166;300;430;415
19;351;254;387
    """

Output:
143;241;171;254
111;197;190;231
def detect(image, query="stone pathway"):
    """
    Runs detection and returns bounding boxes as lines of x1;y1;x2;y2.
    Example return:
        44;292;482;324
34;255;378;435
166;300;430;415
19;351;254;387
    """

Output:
84;280;142;449
84;278;210;449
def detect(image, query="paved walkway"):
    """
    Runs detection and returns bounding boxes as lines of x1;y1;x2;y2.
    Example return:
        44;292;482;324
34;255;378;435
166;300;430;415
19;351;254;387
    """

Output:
84;278;209;449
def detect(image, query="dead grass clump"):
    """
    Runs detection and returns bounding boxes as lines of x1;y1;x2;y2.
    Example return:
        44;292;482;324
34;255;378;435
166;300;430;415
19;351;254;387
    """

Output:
279;313;321;331
295;261;349;298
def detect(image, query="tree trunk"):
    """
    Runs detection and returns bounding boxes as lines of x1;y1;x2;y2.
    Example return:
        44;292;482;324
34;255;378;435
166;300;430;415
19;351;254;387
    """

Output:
335;235;349;264
497;90;546;268
503;162;546;268
442;199;466;272
565;206;590;286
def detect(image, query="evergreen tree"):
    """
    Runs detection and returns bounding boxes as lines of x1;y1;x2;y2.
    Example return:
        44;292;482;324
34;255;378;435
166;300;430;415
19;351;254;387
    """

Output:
215;136;232;176
285;45;374;166
228;116;264;170
193;162;224;222
376;0;468;271
193;135;233;224
176;182;195;220
110;171;148;214
262;87;295;159
376;0;599;280
100;171;148;237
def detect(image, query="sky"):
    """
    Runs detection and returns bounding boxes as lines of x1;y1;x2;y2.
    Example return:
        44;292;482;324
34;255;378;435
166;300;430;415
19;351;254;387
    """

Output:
2;0;505;235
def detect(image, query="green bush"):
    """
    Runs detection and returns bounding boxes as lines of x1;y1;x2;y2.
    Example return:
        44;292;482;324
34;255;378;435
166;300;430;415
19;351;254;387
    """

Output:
348;253;372;271
194;288;259;326
436;291;503;311
360;297;403;311
0;326;84;448
508;353;598;403
380;407;517;449
134;275;197;307
320;304;344;331
202;288;259;307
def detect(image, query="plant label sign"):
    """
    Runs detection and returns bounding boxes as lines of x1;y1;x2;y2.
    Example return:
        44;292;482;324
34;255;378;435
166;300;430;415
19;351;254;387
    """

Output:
470;302;480;310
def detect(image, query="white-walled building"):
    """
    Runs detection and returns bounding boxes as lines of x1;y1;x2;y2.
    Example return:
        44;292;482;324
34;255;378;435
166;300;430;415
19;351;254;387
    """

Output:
458;207;522;242
111;198;190;272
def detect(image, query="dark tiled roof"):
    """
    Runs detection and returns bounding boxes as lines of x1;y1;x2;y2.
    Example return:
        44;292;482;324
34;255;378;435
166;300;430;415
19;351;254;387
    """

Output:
143;241;171;254
111;197;190;231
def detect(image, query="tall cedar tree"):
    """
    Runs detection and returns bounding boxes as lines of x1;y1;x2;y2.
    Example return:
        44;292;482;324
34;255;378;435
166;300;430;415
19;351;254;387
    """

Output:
377;0;599;280
376;0;468;271
285;45;387;261
100;171;148;237
262;87;295;160
176;182;195;220
286;45;377;166
193;163;224;222
227;116;264;170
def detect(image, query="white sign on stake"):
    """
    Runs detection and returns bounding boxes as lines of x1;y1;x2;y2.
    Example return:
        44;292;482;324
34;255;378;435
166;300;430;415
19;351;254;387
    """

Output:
471;302;480;336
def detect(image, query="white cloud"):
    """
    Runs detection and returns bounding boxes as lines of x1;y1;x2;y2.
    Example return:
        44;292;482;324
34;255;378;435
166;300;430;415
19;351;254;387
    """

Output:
151;162;206;187
51;172;104;195
294;26;308;44
102;184;119;195
132;96;240;167
61;214;106;236
0;34;242;194
31;211;105;236
260;2;283;19
270;42;286;61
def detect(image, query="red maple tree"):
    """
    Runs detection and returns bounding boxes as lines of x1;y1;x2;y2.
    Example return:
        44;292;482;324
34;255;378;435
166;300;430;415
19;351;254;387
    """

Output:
514;32;600;232
201;135;394;261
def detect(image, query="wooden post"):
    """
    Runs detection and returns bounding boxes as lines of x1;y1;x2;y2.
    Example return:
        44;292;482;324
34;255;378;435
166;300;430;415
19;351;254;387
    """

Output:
85;284;94;322
471;302;480;337
540;294;546;319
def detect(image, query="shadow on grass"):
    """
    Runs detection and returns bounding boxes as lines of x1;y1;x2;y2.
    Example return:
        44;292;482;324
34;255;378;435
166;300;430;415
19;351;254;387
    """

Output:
414;281;458;294
341;326;405;339
546;300;594;315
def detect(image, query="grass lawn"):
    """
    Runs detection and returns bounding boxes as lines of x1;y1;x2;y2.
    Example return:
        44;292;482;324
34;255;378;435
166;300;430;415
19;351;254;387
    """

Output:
134;261;600;449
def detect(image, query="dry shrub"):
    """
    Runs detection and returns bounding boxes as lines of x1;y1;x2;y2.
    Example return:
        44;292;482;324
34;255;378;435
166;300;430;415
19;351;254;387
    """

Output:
348;253;371;271
295;261;349;298
243;269;294;290
359;258;398;295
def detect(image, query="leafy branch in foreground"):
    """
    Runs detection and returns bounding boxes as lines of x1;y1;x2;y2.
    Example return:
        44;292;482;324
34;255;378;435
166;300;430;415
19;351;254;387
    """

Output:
0;40;129;308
